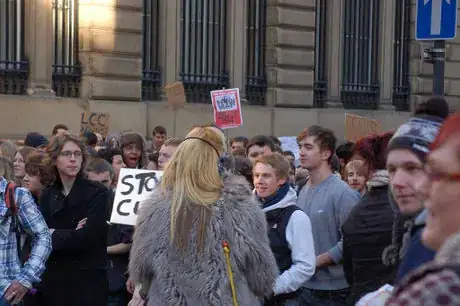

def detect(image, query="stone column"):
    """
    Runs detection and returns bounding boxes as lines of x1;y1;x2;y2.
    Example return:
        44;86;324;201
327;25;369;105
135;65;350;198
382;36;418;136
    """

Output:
78;0;143;101
228;0;246;97
379;0;396;110
163;0;180;86
327;0;344;107
25;0;55;96
265;0;316;107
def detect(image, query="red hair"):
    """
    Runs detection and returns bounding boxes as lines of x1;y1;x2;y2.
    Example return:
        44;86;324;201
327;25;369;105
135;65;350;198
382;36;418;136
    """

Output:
430;112;460;151
353;131;394;171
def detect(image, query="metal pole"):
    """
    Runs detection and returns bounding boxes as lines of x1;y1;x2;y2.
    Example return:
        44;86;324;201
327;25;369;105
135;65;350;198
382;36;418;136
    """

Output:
432;40;446;96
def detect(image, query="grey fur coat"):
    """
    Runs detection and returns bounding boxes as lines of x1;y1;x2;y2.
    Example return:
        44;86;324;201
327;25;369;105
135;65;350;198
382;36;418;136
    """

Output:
129;173;279;306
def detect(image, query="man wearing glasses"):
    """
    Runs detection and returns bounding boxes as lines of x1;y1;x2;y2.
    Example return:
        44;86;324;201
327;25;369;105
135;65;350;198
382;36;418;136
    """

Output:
27;134;111;306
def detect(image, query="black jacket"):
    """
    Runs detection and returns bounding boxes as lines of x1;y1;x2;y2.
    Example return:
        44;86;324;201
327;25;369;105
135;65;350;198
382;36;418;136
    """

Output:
342;185;397;305
34;175;111;306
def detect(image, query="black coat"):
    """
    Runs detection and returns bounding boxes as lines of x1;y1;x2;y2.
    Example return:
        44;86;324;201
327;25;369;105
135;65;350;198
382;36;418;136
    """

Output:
342;185;397;305
30;175;110;306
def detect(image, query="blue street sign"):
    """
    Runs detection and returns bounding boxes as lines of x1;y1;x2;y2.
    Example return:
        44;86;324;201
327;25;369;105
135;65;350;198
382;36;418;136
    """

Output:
416;0;458;40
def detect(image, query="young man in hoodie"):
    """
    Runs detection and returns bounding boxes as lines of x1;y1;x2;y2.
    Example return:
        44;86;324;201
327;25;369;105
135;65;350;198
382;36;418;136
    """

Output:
254;153;315;305
382;97;449;283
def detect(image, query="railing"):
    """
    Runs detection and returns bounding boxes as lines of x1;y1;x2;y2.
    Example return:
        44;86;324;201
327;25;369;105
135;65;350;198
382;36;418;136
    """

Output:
313;97;396;110
341;0;381;110
52;0;81;98
314;0;328;108
0;0;28;95
246;0;267;105
179;0;229;103
393;0;411;111
142;0;161;101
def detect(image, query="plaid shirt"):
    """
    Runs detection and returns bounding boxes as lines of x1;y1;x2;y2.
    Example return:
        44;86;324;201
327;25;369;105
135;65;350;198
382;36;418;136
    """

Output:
0;177;52;297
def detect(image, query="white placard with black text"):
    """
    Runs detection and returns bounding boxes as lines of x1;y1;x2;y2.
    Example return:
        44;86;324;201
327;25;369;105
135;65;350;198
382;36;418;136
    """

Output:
110;168;164;226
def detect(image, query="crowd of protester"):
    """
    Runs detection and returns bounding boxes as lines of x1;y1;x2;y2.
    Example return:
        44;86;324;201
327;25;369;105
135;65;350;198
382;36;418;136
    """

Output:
1;97;460;305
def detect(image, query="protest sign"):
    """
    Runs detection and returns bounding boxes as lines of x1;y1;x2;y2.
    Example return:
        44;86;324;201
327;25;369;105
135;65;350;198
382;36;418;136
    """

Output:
210;88;243;129
110;168;164;226
165;82;186;109
80;112;110;137
345;113;381;142
279;136;300;166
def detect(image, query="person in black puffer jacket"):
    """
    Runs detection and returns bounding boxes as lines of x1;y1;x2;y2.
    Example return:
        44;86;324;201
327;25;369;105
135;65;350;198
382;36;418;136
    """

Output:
342;131;400;305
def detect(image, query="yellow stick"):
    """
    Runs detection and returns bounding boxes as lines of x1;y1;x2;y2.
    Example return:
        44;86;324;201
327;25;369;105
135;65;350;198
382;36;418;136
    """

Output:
223;241;238;306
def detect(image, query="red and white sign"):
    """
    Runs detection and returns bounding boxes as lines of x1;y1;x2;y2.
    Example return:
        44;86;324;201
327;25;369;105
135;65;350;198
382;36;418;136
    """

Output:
210;88;243;129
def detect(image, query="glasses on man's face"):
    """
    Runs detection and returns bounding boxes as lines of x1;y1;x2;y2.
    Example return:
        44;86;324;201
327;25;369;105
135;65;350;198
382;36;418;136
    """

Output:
60;150;83;158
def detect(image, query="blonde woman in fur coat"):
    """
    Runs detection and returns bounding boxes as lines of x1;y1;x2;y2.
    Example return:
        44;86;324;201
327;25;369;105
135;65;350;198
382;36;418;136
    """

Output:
128;125;278;306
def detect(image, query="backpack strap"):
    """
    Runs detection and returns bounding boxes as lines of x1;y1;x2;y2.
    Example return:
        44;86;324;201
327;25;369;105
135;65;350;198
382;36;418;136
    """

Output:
4;182;22;263
5;182;18;215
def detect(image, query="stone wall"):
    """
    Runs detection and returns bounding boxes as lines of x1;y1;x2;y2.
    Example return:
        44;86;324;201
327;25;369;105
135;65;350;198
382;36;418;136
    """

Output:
78;0;143;101
0;96;410;140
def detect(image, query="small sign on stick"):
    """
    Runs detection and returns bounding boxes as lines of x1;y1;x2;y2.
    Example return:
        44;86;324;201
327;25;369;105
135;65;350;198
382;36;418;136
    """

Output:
210;88;243;129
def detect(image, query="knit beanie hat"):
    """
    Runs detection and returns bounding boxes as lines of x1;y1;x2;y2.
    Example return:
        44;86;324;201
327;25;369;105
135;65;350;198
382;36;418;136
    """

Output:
387;97;449;161
24;132;48;149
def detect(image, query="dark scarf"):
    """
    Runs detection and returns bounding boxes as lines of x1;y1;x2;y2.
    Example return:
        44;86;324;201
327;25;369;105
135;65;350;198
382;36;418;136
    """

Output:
382;191;416;267
257;182;290;209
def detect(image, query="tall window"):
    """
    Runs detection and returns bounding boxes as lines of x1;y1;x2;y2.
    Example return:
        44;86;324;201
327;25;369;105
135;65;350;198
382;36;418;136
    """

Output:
393;0;411;111
142;0;161;101
180;0;229;103
314;0;328;107
52;0;81;98
341;0;380;110
0;0;28;95
246;0;267;105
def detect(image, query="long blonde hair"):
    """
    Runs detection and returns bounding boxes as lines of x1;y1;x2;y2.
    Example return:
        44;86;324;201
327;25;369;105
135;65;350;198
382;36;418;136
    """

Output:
0;140;18;161
161;126;226;251
0;156;15;182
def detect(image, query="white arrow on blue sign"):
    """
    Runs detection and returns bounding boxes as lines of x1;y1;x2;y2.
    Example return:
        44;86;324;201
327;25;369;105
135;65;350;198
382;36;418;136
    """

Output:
416;0;458;40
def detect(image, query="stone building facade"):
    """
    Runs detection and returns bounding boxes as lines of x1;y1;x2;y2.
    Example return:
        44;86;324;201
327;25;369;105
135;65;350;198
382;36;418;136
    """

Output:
0;0;458;140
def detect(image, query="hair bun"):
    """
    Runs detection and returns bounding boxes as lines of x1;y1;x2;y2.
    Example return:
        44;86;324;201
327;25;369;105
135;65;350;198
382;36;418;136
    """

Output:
414;97;449;119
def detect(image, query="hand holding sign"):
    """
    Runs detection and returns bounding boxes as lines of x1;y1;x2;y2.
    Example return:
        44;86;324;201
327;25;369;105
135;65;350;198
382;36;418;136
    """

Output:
110;168;164;226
